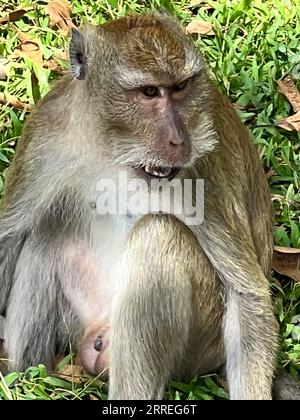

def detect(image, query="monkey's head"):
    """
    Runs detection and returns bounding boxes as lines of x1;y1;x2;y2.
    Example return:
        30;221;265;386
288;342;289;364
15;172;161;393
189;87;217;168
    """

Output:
70;13;217;180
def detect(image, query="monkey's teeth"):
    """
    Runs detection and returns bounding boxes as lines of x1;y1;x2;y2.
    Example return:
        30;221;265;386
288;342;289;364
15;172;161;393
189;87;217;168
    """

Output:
144;166;172;178
158;169;171;177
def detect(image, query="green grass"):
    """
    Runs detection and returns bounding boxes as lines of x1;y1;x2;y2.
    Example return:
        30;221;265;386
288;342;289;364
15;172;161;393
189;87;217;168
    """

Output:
0;0;299;400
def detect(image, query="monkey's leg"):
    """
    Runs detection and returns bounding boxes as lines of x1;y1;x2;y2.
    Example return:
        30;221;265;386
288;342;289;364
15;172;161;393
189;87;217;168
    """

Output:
4;235;60;371
194;222;279;400
108;214;223;400
223;288;278;400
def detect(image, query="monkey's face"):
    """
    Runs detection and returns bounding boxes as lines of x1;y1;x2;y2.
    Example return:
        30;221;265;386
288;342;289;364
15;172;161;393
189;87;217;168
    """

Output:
77;14;218;179
112;80;194;180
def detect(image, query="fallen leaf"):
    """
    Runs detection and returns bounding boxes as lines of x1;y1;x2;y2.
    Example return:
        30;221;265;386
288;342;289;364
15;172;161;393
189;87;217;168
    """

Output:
15;32;44;65
55;363;84;383
277;76;300;112
19;39;43;65
0;9;27;25
45;0;75;34
186;20;214;36
275;76;300;132
0;93;32;111
276;111;300;132
43;59;65;74
272;246;300;283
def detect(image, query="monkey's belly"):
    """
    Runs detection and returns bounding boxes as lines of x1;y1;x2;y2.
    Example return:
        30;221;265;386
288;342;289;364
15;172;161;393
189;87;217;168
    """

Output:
70;214;133;375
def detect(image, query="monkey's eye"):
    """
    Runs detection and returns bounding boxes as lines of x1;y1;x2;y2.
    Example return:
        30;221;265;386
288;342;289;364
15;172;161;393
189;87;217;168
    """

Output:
141;86;160;98
173;80;188;92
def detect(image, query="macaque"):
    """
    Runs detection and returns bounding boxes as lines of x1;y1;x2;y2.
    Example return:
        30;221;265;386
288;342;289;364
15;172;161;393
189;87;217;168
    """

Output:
0;12;280;399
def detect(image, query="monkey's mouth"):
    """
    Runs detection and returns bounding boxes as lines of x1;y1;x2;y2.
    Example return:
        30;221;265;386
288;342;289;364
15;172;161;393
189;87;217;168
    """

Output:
138;166;181;180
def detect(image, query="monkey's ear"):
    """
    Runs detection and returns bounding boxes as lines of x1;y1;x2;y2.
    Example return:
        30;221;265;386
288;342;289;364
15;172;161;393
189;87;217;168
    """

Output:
69;28;88;80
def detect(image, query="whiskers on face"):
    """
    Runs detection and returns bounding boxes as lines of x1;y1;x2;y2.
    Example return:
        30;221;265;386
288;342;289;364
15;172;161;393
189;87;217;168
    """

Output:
111;140;176;168
109;115;218;175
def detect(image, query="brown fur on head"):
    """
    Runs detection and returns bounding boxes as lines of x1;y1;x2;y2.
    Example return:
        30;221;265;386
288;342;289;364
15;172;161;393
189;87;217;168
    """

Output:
104;14;188;77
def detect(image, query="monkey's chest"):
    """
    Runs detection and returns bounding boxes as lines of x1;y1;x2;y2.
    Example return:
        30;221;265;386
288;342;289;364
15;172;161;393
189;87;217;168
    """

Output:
85;213;135;318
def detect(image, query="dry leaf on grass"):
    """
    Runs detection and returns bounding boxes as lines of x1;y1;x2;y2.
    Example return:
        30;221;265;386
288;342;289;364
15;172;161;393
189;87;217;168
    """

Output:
19;40;43;65
45;0;75;34
12;33;64;79
43;59;65;74
0;93;32;111
0;9;27;25
272;246;300;283
186;20;214;36
55;363;84;384
276;111;300;132
276;76;300;132
15;32;43;65
277;77;300;112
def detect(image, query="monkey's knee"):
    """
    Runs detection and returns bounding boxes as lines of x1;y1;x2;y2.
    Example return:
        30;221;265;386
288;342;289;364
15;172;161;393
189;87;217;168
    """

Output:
129;214;200;259
133;214;195;237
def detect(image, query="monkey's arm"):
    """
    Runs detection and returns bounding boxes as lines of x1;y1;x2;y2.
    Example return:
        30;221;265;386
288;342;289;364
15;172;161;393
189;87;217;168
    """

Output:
196;223;278;400
0;75;86;316
189;91;278;399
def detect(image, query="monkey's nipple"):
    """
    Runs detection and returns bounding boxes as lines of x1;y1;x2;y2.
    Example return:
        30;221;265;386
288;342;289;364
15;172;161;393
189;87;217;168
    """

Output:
94;336;103;352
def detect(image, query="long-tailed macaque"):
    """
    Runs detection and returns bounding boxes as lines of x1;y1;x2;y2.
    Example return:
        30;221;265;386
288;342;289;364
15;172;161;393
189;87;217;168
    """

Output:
0;12;280;399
